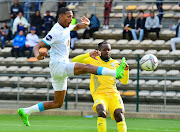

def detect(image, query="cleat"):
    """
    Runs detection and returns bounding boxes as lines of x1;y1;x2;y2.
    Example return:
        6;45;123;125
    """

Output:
116;57;126;79
17;108;30;126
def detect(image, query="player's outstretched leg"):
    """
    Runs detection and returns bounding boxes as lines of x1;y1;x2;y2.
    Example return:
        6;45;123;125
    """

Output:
17;91;66;126
74;57;126;79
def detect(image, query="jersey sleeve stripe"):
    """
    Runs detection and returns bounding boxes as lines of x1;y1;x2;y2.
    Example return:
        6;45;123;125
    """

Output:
42;39;50;46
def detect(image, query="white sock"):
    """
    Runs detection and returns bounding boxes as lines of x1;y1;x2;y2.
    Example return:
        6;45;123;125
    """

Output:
97;67;116;77
23;104;40;115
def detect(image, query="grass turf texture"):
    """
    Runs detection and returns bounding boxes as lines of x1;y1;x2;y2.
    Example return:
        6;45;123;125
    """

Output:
0;115;180;132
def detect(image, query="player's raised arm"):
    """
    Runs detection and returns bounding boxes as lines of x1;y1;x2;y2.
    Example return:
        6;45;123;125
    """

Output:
33;40;48;60
73;16;90;31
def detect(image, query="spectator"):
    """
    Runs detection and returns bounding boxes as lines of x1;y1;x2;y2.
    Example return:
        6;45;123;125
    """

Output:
43;10;55;36
156;0;163;24
70;12;78;50
23;0;31;22
170;19;180;51
145;11;160;40
13;12;29;35
34;1;43;12
31;10;43;36
82;14;100;40
123;12;135;40
11;30;26;57
131;11;146;42
103;0;113;29
56;0;67;22
10;0;24;29
25;27;39;57
0;23;11;49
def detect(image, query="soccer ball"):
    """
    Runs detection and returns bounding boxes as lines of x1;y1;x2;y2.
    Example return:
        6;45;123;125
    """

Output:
140;54;158;71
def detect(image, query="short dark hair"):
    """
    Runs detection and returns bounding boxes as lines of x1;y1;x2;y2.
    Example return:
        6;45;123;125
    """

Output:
98;41;110;50
150;11;154;14
58;7;71;16
139;10;144;14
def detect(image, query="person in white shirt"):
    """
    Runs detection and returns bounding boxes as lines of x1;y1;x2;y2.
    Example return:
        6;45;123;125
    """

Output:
17;7;126;127
25;27;39;57
13;12;29;35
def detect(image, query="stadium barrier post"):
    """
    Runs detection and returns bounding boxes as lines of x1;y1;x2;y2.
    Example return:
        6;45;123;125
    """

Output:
65;90;68;110
47;76;50;101
136;54;140;112
17;75;20;104
164;78;167;112
75;77;79;109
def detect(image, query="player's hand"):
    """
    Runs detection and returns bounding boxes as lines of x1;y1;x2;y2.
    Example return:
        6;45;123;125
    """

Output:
37;52;48;60
89;51;100;60
81;16;90;26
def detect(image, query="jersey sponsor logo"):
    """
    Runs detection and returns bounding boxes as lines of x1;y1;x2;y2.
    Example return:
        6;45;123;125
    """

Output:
111;62;115;67
98;123;102;126
95;99;99;104
119;99;121;104
46;35;52;41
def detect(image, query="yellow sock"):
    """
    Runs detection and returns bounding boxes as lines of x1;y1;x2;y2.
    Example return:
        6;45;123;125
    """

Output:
117;121;127;132
97;117;106;132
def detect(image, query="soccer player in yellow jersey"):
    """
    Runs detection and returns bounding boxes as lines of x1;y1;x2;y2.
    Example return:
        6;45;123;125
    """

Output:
72;41;129;132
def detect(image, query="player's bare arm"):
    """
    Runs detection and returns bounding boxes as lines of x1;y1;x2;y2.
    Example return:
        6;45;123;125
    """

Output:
33;41;48;60
73;16;90;31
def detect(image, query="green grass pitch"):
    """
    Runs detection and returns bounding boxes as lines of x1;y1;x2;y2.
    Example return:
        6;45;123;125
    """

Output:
0;115;180;132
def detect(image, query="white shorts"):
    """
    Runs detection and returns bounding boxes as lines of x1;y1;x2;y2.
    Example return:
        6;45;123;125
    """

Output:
50;61;76;91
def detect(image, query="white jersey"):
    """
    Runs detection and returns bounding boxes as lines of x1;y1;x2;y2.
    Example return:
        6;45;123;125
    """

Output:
42;23;75;64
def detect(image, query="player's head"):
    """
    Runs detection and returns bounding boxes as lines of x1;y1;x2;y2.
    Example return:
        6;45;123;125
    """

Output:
150;11;155;18
58;7;73;28
98;41;111;60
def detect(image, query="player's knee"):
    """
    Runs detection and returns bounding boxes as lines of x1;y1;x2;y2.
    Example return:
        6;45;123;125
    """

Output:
114;109;125;122
97;109;106;118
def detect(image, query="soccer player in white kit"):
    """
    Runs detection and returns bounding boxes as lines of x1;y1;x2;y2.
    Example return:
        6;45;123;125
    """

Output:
17;7;127;126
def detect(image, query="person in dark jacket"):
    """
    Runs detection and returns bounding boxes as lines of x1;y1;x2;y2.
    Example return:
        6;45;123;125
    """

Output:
82;14;100;39
11;30;26;57
156;0;163;24
131;11;146;42
123;12;135;40
43;10;55;36
31;10;43;36
0;23;11;49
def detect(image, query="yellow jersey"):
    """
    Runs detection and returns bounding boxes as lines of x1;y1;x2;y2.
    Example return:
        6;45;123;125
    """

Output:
72;53;129;97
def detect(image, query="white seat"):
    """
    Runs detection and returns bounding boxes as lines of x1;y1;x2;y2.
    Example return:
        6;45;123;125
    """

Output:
36;88;47;94
101;29;112;34
165;40;171;45
157;50;170;55
153;40;165;45
170;50;180;55
140;40;153;45
9;77;21;82
153;69;166;76
166;70;180;76
128;40;140;45
126;59;137;64
129;69;138;75
145;50;157;55
1;47;12;53
165;91;176;98
0;57;4;62
150;91;163;97
30;67;43;73
162;60;174;65
67;89;74;94
70;78;83;84
112;29;123;34
0;66;6;72
132;49;144;54
0;87;12;92
6;66;18;72
11;87;24;93
139;90;150;97
24;88;36;94
16;57;28;62
106;39;116;45
74;89;86;95
172;81;180;87
18;66;30;72
42;67;50;73
21;77;33;83
176;93;180;98
33;77;46;83
146;80;158;86
116;40;128;45
141;70;153;75
84;49;95;54
159;80;171;86
133;80;145;85
39;58;50;63
85;90;91;95
137;5;148;10
4;57;16;63
79;39;93;44
82;79;90;84
0;76;9;81
71;49;84;54
111;49;120;54
92;39;104;45
175;60;180;65
120;49;132;54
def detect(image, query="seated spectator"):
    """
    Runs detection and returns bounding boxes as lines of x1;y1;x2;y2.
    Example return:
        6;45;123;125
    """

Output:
131;11;146;42
123;12;135;40
82;14;100;39
156;0;163;24
0;23;11;49
11;30;26;57
13;12;29;35
43;11;55;36
70;12;78;50
170;19;180;51
25;27;39;57
145;11;160;40
31;10;43;36
10;0;24;29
